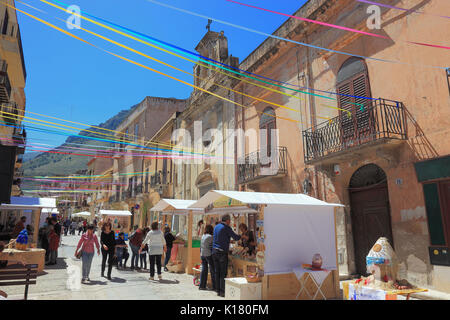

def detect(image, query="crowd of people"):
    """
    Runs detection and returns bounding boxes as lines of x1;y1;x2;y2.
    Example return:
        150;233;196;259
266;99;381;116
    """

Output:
3;212;255;298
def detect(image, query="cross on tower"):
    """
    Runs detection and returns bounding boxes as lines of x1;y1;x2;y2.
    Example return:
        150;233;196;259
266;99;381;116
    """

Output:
206;19;212;31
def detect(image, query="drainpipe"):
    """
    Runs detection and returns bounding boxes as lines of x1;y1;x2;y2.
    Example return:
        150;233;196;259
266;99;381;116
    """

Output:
303;35;321;200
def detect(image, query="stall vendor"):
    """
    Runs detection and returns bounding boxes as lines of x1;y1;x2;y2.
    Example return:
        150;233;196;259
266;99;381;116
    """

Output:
238;223;256;256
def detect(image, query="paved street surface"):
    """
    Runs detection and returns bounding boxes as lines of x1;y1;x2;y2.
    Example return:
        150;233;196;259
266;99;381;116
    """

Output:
2;233;223;300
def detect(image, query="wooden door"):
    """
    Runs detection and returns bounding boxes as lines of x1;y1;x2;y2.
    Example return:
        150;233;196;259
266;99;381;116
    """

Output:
350;184;393;276
337;69;374;147
438;181;450;245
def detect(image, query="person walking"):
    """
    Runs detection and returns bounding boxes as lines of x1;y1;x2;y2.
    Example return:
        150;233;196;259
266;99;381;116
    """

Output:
63;218;71;236
78;221;83;235
82;220;87;234
70;220;77;235
139;228;149;270
115;232;129;269
140;222;166;281
163;226;176;272
75;224;100;284
46;225;59;265
212;214;241;297
199;224;216;291
129;226;143;270
100;222;116;280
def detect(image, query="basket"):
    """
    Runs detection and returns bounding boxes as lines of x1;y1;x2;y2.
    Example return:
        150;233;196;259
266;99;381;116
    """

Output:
245;273;262;283
15;243;27;251
167;261;184;273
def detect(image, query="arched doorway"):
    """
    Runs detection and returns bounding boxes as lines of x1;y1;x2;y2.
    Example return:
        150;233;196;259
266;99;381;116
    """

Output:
349;164;393;276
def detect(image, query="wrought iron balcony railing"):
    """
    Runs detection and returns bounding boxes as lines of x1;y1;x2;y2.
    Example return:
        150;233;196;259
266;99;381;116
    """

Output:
237;146;288;185
150;170;169;188
302;98;407;163
0;68;11;105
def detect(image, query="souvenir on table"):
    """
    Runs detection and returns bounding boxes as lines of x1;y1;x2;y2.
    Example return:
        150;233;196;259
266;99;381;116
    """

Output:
15;229;28;250
312;253;323;270
366;237;398;283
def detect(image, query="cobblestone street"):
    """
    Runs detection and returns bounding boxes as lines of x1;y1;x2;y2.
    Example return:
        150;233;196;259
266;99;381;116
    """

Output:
2;233;223;300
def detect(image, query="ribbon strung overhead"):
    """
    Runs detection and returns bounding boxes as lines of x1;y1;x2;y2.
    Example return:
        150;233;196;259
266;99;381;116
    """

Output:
226;0;450;50
43;0;374;102
356;0;450;20
145;0;445;70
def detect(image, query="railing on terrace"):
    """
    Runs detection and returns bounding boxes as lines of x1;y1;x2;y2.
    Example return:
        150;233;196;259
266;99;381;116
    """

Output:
237;146;287;185
302;98;407;163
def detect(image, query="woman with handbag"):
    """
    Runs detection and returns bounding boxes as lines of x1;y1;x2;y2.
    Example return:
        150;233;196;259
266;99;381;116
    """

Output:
75;224;100;284
100;222;116;280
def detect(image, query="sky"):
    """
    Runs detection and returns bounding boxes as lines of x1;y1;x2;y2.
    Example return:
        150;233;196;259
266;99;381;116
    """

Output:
15;0;308;150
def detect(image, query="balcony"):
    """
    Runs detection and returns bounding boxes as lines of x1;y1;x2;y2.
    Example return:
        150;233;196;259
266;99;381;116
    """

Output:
150;170;169;188
237;146;288;185
302;98;407;164
0;62;11;105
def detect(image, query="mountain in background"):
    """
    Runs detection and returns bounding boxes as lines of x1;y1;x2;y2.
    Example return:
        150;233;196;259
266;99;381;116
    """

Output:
21;103;139;181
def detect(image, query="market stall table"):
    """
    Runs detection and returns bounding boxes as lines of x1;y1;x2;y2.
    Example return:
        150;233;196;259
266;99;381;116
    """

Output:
0;248;46;273
189;190;344;300
293;264;335;300
342;280;428;300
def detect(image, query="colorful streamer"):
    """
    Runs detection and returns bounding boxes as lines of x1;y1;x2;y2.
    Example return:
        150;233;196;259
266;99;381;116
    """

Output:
44;0;374;102
226;0;450;50
356;0;450;20
145;0;446;70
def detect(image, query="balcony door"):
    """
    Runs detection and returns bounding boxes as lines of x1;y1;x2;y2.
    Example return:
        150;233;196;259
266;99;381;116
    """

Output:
259;107;277;170
337;57;374;147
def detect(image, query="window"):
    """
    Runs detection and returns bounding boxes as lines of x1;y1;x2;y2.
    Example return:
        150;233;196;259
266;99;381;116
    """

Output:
2;9;8;36
446;68;450;96
259;107;277;162
336;57;373;143
134;123;139;142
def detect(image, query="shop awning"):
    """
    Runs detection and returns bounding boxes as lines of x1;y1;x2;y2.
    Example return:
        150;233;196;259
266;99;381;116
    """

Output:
189;190;344;209
0;196;57;210
72;211;91;217
99;210;132;216
42;208;59;214
150;199;204;214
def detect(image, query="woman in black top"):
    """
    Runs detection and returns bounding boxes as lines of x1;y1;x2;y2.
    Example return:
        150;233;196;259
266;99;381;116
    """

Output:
100;222;116;280
163;226;176;271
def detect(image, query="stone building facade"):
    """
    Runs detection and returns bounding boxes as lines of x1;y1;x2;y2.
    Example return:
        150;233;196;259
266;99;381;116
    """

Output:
0;0;27;201
232;0;450;292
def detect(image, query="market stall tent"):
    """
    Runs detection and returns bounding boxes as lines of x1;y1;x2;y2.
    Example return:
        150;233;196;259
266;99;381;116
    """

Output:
99;210;132;232
151;199;204;274
189;190;344;300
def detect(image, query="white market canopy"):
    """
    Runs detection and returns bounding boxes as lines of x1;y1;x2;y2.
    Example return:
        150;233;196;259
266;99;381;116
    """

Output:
72;211;91;217
0;196;57;210
150;199;204;215
42;208;59;214
99;210;132;216
189;190;342;208
190;190;344;275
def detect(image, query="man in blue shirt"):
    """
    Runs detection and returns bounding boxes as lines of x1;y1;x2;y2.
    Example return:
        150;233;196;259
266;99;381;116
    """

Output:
212;214;241;297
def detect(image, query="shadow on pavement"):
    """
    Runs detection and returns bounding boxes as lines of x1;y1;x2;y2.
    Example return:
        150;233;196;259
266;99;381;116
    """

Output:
157;279;180;284
83;280;107;285
44;257;68;270
110;277;127;283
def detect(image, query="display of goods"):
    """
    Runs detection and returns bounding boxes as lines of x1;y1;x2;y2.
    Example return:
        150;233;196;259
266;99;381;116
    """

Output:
256;251;265;269
245;273;261;283
16;229;28;245
15;243;27;251
366;237;397;266
312;253;323;269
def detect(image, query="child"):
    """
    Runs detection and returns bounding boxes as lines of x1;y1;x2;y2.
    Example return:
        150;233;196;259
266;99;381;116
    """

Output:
115;232;129;269
140;243;148;270
46;225;59;265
